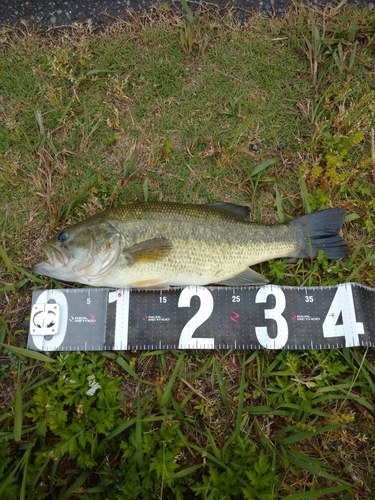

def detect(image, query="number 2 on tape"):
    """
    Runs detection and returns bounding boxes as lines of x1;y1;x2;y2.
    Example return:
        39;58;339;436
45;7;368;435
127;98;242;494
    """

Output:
178;287;215;348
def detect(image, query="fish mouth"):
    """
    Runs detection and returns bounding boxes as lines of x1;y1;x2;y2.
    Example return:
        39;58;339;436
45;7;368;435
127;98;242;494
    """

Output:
32;243;71;280
41;243;69;269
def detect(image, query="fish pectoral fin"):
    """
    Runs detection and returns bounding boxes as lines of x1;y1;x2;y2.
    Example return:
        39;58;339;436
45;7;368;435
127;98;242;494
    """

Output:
124;237;173;265
206;202;250;220
215;268;269;286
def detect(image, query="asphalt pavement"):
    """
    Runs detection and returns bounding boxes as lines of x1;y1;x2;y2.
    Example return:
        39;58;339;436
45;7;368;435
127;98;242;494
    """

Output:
0;0;368;30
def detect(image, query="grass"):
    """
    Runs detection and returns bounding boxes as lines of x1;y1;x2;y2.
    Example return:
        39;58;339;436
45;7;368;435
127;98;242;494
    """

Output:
1;1;375;498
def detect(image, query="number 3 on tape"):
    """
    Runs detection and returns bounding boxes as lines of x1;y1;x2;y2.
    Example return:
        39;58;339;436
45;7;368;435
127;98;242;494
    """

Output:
323;284;364;347
255;286;289;349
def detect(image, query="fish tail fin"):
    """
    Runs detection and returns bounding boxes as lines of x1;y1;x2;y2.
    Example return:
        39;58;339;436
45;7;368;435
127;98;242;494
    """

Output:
290;208;348;259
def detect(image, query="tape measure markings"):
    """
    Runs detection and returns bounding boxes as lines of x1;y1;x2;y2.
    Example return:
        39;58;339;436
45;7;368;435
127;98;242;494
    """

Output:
28;283;375;352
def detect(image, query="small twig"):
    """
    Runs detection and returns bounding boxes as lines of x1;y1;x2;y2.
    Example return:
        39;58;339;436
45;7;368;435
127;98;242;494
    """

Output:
181;377;210;402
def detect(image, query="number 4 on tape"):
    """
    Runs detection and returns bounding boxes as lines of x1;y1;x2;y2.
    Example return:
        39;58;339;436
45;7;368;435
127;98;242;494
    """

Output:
323;285;364;347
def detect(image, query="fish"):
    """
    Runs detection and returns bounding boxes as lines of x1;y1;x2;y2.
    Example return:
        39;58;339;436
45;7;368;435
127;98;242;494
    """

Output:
33;202;348;288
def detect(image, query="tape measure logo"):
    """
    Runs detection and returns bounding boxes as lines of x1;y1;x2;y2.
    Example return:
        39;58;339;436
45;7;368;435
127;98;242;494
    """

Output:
291;314;321;322
142;314;170;323
230;311;240;323
69;313;96;324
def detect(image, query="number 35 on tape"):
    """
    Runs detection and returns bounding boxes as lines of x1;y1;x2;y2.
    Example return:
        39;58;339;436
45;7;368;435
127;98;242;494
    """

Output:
27;283;375;352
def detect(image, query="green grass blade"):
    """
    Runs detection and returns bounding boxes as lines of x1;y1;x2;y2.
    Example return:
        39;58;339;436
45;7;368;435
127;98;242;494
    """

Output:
189;443;228;469
234;355;246;441
212;357;230;411
313;392;374;412
205;427;222;461
169;464;202;480
286;449;352;485
1;344;56;362
180;0;194;23
20;448;32;500
285;485;353;499
105;414;173;441
59;470;91;499
332;0;349;14
134;397;144;468
275;182;285;222
124;149;137;177
14;266;49;285
0;244;14;274
250;157;281;177
102;416;138;440
0;447;30;495
229;115;256;149
298;167;311;213
0;317;9;345
159;351;185;408
14;363;22;442
0;284;16;292
116;355;140;380
276;423;342;445
245;406;285;415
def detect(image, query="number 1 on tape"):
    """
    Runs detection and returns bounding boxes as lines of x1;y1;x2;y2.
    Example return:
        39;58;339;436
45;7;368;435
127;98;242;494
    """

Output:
108;289;130;350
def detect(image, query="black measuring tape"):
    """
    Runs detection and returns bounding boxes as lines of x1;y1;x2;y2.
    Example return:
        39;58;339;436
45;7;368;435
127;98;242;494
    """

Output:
27;283;375;351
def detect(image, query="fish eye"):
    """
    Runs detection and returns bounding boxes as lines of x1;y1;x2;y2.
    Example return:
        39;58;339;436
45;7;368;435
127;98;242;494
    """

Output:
58;231;69;243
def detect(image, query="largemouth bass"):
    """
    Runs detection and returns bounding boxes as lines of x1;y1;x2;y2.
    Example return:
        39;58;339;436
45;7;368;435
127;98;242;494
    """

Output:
33;202;348;288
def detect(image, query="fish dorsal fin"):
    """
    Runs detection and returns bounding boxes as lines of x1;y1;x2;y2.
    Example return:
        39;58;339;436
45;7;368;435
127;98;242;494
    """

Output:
124;237;172;265
215;268;269;286
206;202;250;220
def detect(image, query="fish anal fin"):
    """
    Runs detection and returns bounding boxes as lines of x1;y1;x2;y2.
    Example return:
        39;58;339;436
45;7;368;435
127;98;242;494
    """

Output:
131;278;170;289
125;237;172;265
206;202;250;220
215;268;269;286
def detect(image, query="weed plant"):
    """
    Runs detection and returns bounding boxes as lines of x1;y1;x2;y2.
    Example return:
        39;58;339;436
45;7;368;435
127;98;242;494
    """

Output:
1;2;375;498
